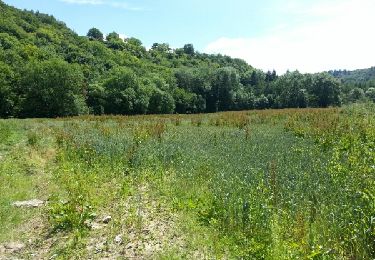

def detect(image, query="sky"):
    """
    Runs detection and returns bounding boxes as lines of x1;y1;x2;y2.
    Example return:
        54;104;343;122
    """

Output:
3;0;375;73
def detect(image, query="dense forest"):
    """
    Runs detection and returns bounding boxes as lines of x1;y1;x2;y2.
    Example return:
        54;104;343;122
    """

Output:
329;68;375;103
0;1;374;118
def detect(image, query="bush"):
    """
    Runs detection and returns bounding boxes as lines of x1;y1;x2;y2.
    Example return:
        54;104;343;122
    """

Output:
149;88;175;114
49;194;95;233
19;58;86;118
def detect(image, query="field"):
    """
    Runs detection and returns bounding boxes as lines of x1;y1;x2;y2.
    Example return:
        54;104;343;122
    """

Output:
0;104;374;259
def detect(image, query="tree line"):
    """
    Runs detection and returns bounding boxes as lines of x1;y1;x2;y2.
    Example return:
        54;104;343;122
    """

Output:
0;1;373;118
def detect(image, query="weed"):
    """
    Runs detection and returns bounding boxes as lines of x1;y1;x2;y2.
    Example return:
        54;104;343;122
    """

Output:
48;194;95;233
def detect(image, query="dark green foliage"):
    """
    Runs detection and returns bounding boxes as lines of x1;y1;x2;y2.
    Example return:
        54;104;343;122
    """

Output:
103;67;150;115
149;88;175;114
183;43;195;56
87;27;103;41
309;73;341;107
213;67;239;111
173;88;197;113
19;59;86;118
329;67;375;84
366;87;375;102
329;68;375;102
126;37;142;46
255;94;269;109
106;31;119;41
0;62;16;117
0;1;369;119
86;83;105;115
349;87;366;102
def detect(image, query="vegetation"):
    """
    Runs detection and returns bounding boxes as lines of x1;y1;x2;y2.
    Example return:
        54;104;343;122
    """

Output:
329;67;375;103
1;104;374;258
2;1;372;119
1;1;375;259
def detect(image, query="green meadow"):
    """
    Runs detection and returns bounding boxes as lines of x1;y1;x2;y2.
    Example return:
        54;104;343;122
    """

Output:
0;104;374;259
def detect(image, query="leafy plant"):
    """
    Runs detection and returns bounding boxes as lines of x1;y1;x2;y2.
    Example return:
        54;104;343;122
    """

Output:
48;194;95;233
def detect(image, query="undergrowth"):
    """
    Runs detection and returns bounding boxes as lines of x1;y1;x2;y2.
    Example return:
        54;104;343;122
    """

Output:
1;105;374;259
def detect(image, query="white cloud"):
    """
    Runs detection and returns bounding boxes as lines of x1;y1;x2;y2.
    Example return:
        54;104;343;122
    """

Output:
204;0;375;74
118;33;127;40
60;0;142;10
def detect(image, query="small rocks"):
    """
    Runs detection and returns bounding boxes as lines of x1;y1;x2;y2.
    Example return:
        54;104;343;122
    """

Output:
114;235;122;244
95;241;107;254
90;222;104;230
102;216;112;224
12;199;44;208
85;215;112;230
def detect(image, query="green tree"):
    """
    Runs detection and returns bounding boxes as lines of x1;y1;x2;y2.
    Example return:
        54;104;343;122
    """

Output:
149;88;175;114
86;83;105;115
183;44;195;56
213;67;239;111
173;87;198;113
106;31;119;41
233;87;255;110
348;87;365;102
365;87;375;102
126;37;142;46
296;89;308;108
103;68;150;115
273;71;308;108
151;43;171;53
0;62;16;117
19;59;86;117
309;73;341;107
254;94;269;109
87;28;103;41
105;32;126;50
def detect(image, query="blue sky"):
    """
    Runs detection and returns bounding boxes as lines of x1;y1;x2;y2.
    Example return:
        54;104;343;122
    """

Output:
3;0;375;73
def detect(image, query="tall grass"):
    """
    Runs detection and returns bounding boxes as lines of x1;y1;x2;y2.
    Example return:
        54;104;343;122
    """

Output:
1;106;374;259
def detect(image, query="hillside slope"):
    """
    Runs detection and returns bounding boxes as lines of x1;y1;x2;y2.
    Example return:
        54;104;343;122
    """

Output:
329;68;375;102
0;1;348;118
329;67;375;85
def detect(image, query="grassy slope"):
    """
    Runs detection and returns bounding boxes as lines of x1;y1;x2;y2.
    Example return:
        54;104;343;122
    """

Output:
0;106;374;259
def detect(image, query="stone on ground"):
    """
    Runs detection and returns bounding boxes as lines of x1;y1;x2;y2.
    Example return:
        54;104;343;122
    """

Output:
12;199;44;208
3;242;25;253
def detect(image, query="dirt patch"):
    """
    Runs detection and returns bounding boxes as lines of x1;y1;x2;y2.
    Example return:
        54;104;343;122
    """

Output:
0;182;207;259
85;185;186;259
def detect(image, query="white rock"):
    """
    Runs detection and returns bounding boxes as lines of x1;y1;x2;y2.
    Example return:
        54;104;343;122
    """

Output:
114;235;122;244
12;199;44;208
4;242;25;252
102;216;112;224
90;222;104;230
95;242;107;254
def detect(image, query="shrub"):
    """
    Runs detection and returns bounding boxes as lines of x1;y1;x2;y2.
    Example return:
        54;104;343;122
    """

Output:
48;194;95;233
